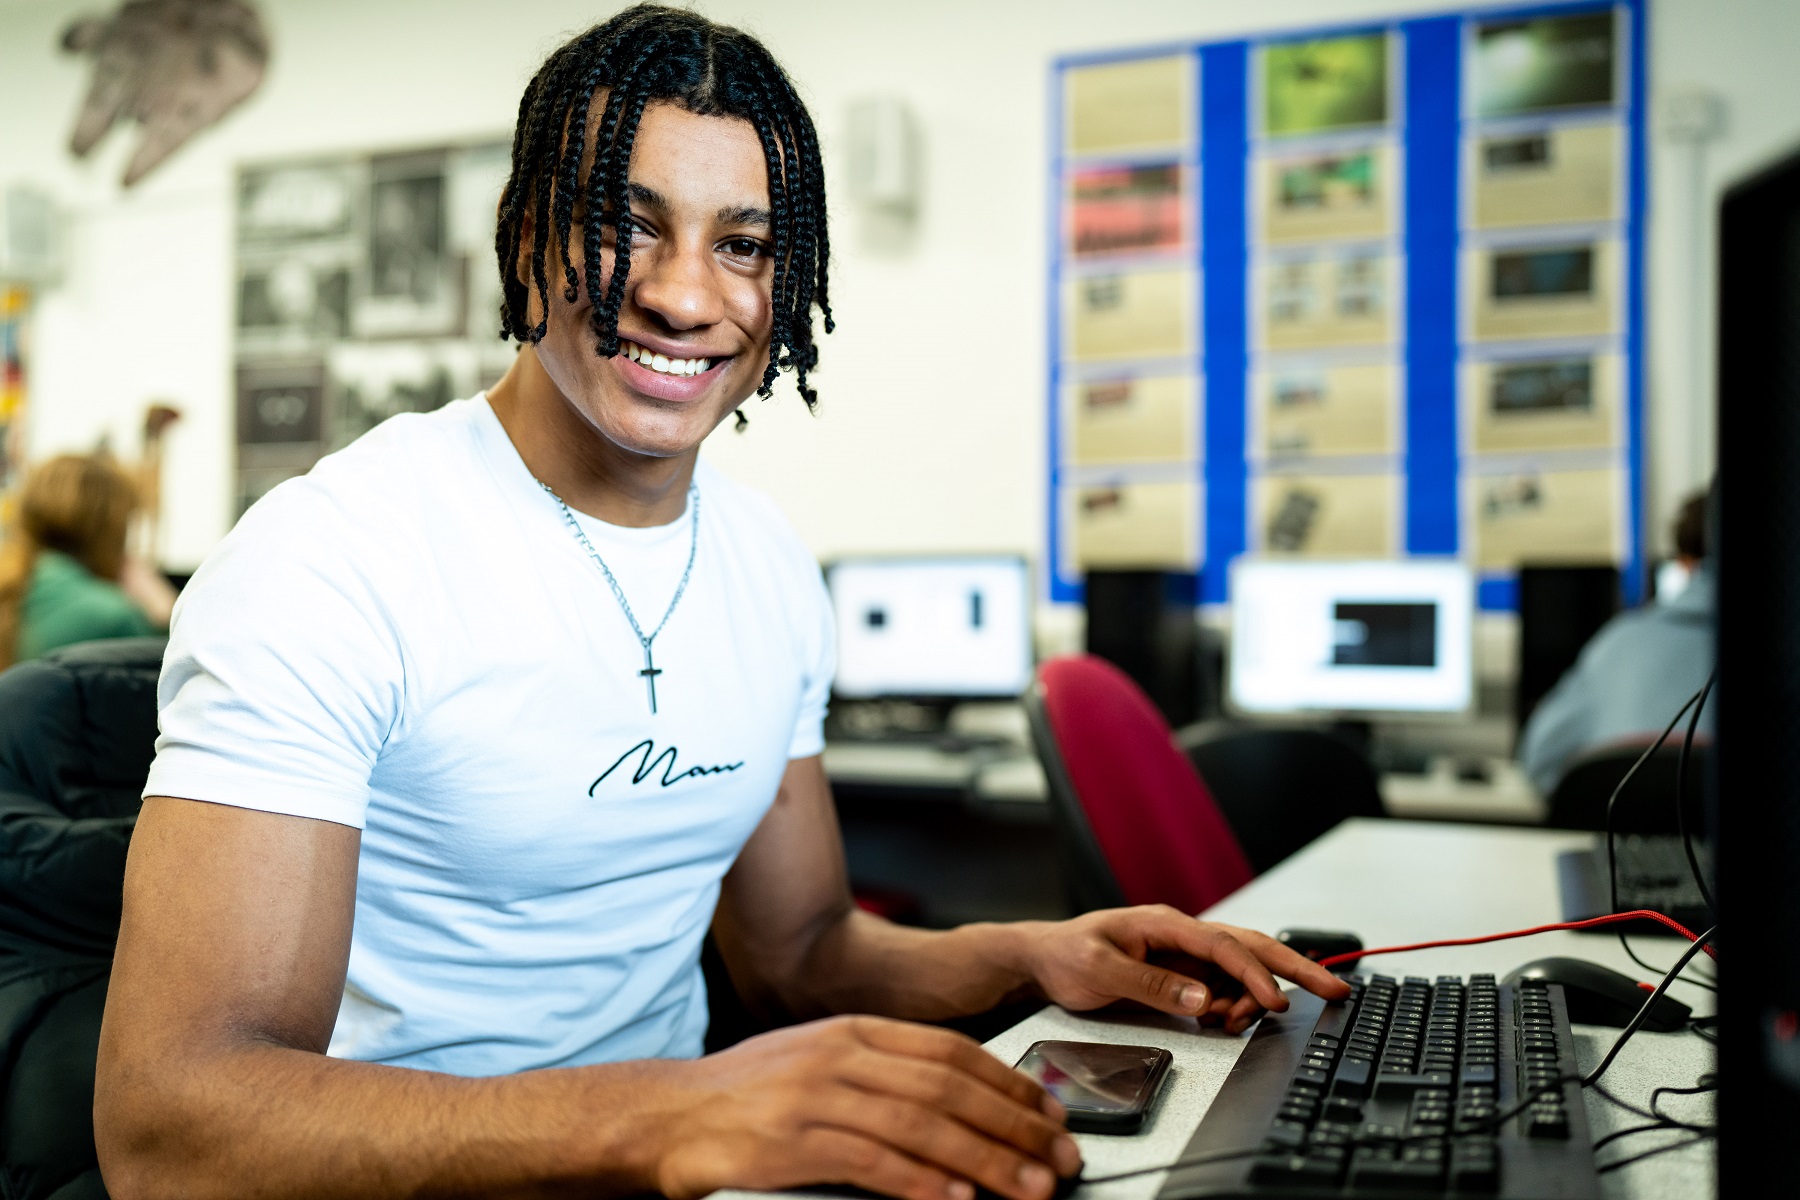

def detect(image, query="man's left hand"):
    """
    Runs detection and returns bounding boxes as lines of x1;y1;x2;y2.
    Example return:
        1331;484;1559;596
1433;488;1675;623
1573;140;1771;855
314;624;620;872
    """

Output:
1015;908;1353;1035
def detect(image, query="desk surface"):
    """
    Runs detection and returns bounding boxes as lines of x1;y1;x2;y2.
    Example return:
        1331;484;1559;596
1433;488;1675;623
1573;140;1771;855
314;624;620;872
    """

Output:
722;820;1715;1200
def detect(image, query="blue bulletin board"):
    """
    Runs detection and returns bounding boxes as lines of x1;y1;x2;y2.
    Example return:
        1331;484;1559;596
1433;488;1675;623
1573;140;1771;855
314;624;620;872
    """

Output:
1047;0;1647;611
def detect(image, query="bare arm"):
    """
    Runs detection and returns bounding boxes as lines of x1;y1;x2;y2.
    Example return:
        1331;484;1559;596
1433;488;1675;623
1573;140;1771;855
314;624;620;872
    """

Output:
714;757;1351;1032
97;796;1076;1200
96;797;674;1199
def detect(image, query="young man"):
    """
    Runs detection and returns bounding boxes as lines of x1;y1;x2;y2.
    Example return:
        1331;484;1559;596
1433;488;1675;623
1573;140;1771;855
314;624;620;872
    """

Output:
95;8;1348;1198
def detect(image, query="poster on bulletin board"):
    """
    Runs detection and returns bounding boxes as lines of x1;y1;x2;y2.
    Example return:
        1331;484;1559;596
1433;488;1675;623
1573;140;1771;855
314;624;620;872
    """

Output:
1046;0;1645;611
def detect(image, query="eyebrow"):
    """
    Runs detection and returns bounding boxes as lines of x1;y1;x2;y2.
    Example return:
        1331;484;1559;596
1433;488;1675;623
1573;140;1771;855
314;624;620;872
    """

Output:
626;182;771;229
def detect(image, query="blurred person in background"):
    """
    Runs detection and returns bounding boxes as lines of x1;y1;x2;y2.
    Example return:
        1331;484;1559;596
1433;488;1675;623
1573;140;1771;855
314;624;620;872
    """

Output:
1654;490;1708;602
1519;488;1714;796
0;452;176;668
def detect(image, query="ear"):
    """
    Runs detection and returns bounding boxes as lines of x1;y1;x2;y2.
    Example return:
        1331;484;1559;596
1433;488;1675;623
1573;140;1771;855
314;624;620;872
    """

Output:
513;207;545;333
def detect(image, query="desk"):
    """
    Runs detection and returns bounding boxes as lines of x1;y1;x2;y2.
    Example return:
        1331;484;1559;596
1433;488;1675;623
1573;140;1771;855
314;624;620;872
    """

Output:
722;820;1715;1200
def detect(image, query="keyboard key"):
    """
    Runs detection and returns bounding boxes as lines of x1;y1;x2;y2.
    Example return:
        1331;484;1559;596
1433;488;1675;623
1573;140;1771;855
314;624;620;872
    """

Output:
1449;1140;1500;1191
1331;1056;1373;1098
1249;1153;1344;1187
1459;1062;1496;1085
1263;1119;1307;1150
1373;1071;1454;1099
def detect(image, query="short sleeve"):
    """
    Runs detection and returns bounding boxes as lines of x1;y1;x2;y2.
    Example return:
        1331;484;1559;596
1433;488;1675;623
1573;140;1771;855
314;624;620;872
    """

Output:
144;485;408;830
786;564;836;760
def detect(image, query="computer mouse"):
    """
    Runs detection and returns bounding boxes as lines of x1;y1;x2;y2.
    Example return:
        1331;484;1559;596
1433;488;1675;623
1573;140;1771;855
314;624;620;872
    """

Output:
1502;957;1693;1032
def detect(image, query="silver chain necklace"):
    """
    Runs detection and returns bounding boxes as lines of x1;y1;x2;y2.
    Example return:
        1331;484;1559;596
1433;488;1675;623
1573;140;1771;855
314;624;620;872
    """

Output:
539;479;700;715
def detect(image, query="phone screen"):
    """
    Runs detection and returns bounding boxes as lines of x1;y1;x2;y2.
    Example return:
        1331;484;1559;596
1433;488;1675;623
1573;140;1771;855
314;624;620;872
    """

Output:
1014;1040;1170;1115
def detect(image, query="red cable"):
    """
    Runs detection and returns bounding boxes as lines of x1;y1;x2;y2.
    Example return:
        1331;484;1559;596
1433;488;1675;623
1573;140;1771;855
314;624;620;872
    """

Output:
1315;910;1716;970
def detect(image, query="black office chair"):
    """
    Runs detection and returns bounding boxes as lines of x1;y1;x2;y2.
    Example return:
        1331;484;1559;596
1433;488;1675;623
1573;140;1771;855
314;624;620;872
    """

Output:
0;637;165;1200
1178;727;1385;875
1545;742;1709;833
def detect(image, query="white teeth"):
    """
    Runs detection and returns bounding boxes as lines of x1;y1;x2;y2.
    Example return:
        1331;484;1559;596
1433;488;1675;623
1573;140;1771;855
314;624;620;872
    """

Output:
622;340;710;377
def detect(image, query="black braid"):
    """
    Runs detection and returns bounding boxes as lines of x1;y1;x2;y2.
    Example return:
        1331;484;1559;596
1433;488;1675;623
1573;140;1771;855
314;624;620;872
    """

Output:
495;4;834;418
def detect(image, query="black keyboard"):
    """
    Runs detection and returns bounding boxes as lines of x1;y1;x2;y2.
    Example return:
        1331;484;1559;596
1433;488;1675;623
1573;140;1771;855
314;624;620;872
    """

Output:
1161;974;1598;1199
1557;835;1713;934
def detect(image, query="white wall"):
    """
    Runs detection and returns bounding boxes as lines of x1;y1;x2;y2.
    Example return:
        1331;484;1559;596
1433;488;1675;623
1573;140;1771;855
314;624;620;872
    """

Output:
1;0;1795;572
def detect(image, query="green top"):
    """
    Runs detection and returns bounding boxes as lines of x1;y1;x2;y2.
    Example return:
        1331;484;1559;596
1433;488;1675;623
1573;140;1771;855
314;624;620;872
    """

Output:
16;550;156;662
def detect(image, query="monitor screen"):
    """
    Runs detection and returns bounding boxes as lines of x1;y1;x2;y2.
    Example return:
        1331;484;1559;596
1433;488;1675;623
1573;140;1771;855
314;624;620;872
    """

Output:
827;556;1033;700
1228;559;1474;715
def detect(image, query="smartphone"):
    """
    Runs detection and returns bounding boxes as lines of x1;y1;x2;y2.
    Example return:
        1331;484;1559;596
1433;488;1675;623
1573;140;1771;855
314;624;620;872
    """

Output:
1014;1040;1173;1133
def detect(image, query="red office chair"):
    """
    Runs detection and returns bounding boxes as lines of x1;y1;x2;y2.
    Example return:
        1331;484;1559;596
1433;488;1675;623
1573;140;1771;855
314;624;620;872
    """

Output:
1025;654;1254;914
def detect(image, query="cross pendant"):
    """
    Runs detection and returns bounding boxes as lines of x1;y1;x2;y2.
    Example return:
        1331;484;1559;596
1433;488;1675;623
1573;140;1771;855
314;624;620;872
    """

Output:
639;643;664;714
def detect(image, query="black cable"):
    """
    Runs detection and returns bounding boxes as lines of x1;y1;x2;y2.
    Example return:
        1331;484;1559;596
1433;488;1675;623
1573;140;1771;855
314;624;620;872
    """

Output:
1582;925;1717;1087
1592;1120;1697;1151
1074;1145;1265;1185
1595;1131;1714;1173
1589;1080;1662;1124
1650;1079;1718;1127
1603;682;1714;986
1674;672;1717;912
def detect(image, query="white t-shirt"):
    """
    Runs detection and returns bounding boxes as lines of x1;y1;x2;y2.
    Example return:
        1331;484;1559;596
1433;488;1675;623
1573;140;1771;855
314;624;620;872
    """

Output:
145;394;834;1075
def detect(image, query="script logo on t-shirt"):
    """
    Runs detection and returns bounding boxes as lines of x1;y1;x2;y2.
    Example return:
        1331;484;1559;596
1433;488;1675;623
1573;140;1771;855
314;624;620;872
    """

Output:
588;739;746;795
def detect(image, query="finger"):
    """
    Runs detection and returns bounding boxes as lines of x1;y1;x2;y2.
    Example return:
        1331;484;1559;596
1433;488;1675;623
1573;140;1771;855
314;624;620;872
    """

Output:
839;1049;1081;1175
821;1092;1062;1200
799;1126;972;1200
1130;913;1290;1012
1086;940;1235;1018
1215;924;1354;1000
1224;991;1265;1034
851;1018;1064;1119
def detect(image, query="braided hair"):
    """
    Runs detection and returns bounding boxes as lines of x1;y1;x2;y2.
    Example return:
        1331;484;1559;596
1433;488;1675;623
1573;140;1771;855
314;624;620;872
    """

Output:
495;5;833;425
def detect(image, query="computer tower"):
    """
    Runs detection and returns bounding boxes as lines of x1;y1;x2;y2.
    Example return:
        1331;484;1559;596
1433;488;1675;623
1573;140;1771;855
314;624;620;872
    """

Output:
1083;571;1205;727
1715;145;1800;1190
1515;565;1620;735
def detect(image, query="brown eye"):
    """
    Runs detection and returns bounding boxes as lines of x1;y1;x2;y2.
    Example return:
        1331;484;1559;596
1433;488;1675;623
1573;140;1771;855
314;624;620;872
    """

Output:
721;237;767;258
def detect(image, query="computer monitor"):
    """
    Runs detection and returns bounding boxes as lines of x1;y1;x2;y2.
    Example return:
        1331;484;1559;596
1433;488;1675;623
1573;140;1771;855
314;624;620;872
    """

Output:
1715;144;1800;1190
1515;564;1620;734
1228;559;1474;715
826;556;1032;700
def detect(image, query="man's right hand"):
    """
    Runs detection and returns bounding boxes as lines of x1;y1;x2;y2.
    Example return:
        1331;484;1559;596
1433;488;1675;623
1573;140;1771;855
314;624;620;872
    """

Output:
647;1017;1082;1200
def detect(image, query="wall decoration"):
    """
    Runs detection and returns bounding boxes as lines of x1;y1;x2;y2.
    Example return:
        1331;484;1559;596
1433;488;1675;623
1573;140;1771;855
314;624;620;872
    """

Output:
1048;1;1646;609
1263;32;1390;136
1064;55;1192;156
1065;373;1198;465
1254;470;1397;557
1065;478;1201;570
1260;145;1392;244
62;0;270;187
1068;163;1186;258
232;138;513;515
1472;10;1615;119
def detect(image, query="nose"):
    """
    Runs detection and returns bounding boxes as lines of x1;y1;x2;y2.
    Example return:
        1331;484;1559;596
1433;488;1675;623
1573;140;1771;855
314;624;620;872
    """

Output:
629;238;725;332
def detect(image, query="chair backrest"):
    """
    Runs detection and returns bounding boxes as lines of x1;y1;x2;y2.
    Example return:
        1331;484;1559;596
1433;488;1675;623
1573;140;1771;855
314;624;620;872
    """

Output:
0;637;164;1200
1182;727;1385;874
1025;655;1253;914
1547;741;1709;833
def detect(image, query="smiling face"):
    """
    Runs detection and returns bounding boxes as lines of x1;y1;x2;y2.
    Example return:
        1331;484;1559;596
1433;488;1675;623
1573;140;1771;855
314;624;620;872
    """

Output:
526;101;776;460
